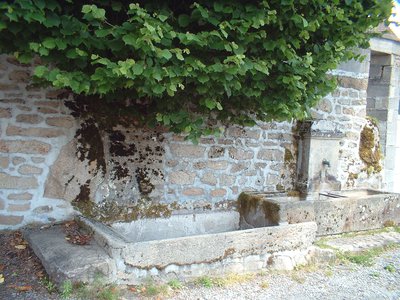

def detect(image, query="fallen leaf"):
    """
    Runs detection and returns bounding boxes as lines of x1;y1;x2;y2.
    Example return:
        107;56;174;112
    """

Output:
7;284;33;291
128;286;136;292
14;244;26;250
0;274;4;284
36;270;45;278
16;285;33;292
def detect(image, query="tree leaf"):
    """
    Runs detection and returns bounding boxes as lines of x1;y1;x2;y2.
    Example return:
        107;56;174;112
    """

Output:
42;38;56;49
34;65;48;77
132;63;143;75
160;49;172;60
178;14;190;27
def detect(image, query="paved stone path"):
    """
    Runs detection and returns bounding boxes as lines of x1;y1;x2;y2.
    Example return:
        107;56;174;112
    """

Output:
324;230;400;252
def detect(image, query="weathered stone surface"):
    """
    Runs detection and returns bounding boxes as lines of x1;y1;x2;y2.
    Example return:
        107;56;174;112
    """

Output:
210;188;227;197
267;133;292;141
246;190;400;236
12;157;26;165
0;83;19;91
343;107;355;116
18;164;43;175
37;107;58;114
0;156;9;169
182;188;204;196
231;163;248;173
325;231;400;252
0;198;4;210
46;116;74;128
226;127;261;139
338;76;368;90
169;171;195;185
34;100;60;108
17;105;31;111
7;192;33;201
16;114;44;124
119;222;316;270
0;214;24;225
45;89;69;99
44;140;104;201
31;157;45;163
206;161;229;170
257;149;282;161
0;98;25;104
268;254;294;271
0;108;12;118
199;137;215;144
0;140;51;154
9;70;31;83
228;148;254;160
24;226;116;286
0;173;38;189
266;174;280;185
110;211;240;243
316;99;333;113
220;174;236;186
170;144;205;158
208;146;225;158
201;173;217;185
33;205;53;214
8;203;31;212
193;162;206;169
6;126;64;138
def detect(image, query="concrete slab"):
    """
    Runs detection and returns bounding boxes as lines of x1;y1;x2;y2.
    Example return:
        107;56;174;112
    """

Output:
24;226;116;286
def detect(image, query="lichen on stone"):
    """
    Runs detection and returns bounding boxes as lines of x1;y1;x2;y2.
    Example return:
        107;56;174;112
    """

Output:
72;197;181;224
238;192;280;225
359;119;382;175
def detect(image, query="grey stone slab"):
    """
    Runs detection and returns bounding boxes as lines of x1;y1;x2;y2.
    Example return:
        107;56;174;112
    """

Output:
242;190;400;236
120;222;317;270
324;231;400;252
24;226;116;286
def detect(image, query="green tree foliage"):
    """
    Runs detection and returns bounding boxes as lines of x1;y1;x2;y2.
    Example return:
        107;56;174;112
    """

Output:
0;0;392;139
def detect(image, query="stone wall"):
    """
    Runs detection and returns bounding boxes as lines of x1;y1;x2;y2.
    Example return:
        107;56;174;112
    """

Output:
0;55;77;227
311;52;383;190
0;51;384;229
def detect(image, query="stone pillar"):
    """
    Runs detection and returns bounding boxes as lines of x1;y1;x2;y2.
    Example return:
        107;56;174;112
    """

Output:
366;52;400;191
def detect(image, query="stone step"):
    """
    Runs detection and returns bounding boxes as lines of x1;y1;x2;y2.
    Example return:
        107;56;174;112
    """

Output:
23;225;116;287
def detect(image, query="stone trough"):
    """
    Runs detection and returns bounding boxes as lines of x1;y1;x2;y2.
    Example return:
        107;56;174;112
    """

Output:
240;189;400;236
77;211;317;284
25;188;400;285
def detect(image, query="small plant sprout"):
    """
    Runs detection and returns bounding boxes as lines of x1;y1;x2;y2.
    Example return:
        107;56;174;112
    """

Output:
384;264;396;273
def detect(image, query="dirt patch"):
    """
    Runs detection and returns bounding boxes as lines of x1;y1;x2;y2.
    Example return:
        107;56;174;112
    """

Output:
0;231;60;300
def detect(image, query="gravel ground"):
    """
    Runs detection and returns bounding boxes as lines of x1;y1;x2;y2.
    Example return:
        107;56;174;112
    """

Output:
169;248;400;300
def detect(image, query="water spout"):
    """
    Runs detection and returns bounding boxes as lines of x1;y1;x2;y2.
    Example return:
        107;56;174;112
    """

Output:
322;159;330;168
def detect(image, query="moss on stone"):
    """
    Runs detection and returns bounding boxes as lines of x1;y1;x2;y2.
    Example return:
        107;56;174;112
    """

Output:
276;184;285;191
346;172;359;188
72;198;180;224
359;122;382;175
284;148;294;163
238;192;280;225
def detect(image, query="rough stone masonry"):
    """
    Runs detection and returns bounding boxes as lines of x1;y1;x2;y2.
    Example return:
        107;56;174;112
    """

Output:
0;49;382;229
